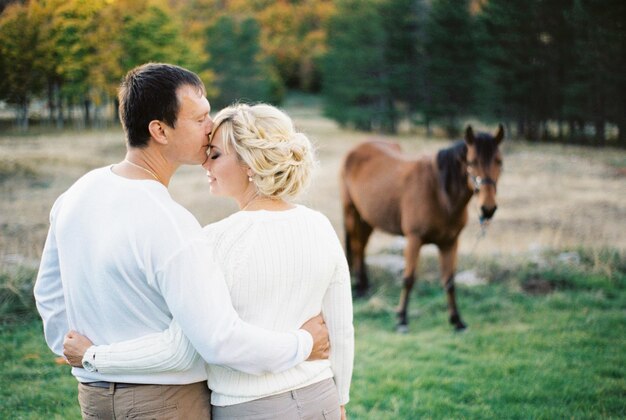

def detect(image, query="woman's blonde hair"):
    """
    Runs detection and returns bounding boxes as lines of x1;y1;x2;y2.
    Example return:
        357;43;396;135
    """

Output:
210;103;315;200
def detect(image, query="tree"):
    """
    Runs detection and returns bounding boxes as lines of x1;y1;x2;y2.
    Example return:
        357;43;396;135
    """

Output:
119;1;195;72
425;0;477;136
379;0;426;132
322;0;425;133
256;0;335;91
322;0;388;131
204;14;281;108
476;0;539;139
0;3;45;130
179;0;335;92
565;0;626;146
532;0;576;140
47;0;107;127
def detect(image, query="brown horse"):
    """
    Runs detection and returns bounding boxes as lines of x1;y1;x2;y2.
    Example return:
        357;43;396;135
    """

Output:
341;125;504;331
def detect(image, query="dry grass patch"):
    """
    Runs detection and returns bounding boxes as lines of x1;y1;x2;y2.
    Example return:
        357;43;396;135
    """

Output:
1;105;625;266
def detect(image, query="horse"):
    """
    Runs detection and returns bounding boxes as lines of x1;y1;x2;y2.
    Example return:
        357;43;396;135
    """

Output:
340;125;504;331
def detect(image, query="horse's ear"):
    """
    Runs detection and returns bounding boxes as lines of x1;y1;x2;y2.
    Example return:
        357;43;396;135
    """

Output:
465;125;475;145
495;124;504;144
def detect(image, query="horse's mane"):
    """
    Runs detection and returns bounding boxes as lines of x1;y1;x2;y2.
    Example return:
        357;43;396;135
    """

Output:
436;140;468;203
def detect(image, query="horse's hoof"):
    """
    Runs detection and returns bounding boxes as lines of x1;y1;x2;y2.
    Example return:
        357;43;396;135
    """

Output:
454;322;467;332
396;324;409;334
449;314;467;331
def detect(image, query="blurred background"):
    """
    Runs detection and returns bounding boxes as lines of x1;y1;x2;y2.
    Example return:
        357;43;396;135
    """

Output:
0;0;624;145
1;1;625;419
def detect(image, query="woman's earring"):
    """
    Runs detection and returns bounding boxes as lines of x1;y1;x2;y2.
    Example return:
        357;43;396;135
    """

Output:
248;176;253;182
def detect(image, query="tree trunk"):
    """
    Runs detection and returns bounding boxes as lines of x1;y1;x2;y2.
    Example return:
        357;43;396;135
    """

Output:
539;121;550;142
47;81;55;125
616;118;626;148
516;119;524;140
55;82;63;129
113;98;120;123
594;119;605;147
568;119;577;144
16;100;29;131
84;98;91;128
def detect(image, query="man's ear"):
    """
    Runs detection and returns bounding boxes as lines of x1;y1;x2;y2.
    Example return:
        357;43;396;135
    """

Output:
148;120;168;145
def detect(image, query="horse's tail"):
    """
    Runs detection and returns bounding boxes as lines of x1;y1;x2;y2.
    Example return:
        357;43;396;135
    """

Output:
344;219;353;270
340;152;356;270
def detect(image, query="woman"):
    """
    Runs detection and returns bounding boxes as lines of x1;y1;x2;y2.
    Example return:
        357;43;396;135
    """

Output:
63;103;354;420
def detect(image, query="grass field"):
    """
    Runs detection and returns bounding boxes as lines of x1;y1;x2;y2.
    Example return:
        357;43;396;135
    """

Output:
1;96;625;418
1;249;624;419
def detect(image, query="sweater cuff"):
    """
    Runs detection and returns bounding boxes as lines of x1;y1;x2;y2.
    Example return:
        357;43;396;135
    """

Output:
296;329;314;362
81;346;97;372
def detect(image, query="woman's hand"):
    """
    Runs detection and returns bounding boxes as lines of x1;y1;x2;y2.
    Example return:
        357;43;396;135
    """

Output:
63;330;94;367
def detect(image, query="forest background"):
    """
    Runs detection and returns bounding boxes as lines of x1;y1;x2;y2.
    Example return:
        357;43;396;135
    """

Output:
0;0;625;146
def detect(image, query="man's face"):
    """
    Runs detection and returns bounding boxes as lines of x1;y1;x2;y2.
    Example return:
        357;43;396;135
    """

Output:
163;85;213;165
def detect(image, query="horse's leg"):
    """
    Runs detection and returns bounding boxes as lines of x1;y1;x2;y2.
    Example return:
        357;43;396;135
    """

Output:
343;202;372;297
396;235;422;333
439;242;467;330
353;216;373;297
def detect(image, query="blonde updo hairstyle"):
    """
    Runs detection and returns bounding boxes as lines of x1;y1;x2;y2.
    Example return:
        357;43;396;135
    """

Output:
210;103;315;200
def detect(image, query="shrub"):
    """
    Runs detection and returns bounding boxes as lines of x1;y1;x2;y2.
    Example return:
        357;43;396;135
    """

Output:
0;264;38;324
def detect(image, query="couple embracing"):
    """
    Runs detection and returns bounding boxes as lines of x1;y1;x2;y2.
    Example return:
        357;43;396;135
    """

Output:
34;63;354;419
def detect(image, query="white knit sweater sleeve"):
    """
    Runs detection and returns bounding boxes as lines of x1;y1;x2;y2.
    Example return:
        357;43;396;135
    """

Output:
322;220;355;406
83;320;200;374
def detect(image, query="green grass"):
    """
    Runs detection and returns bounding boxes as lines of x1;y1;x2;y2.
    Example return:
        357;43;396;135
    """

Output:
0;319;79;419
1;249;625;419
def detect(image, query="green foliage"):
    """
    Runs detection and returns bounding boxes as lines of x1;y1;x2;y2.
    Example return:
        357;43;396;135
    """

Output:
204;15;282;108
564;0;626;145
476;0;539;135
119;3;195;72
475;0;626;144
322;0;384;131
424;0;476;136
0;320;79;418
1;0;625;144
323;0;425;133
0;3;46;129
378;0;425;128
0;264;37;324
49;0;106;100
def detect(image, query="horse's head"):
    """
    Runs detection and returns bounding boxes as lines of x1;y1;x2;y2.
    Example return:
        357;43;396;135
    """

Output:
464;124;504;223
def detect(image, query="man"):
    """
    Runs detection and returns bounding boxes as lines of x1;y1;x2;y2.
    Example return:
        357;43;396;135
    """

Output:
34;63;329;418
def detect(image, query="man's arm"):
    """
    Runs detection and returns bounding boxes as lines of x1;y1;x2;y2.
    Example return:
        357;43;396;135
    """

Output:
155;238;327;375
33;210;68;356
